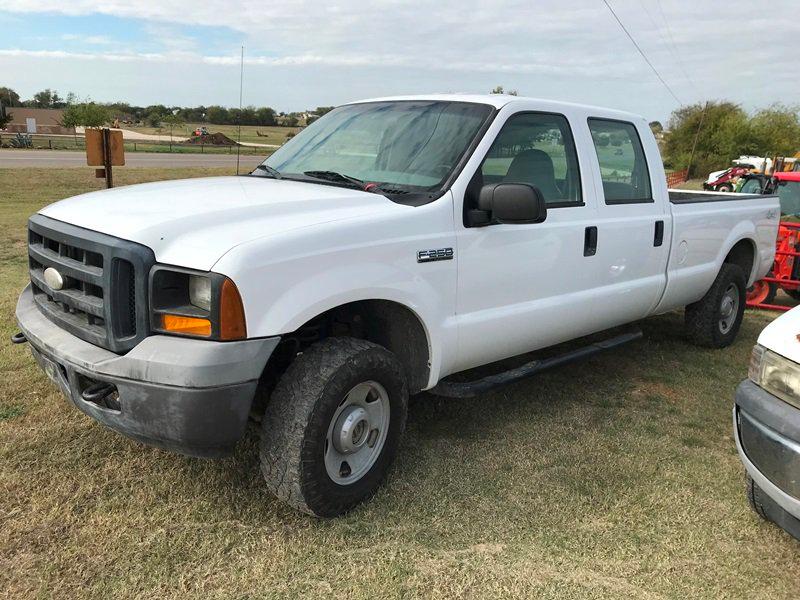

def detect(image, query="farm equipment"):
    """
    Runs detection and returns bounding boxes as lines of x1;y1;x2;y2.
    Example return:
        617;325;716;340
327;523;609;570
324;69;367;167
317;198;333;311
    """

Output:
746;171;800;311
704;165;751;192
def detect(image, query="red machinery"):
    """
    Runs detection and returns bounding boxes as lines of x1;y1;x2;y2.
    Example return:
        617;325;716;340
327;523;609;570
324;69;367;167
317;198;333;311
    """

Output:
746;222;800;310
745;171;800;310
704;166;751;192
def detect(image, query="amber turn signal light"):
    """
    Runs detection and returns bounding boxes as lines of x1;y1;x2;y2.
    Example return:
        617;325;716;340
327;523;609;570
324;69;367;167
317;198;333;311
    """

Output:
161;314;212;337
219;278;247;340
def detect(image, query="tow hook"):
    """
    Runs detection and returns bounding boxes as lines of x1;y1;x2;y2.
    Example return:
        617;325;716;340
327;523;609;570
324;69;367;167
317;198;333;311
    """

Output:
10;332;27;344
81;382;118;405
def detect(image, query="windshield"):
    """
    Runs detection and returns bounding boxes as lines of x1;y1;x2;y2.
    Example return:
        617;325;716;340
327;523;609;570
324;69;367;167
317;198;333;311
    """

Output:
258;101;493;195
778;181;800;217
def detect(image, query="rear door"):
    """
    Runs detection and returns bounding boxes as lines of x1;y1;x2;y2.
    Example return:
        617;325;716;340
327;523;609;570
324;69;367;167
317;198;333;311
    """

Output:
584;117;671;320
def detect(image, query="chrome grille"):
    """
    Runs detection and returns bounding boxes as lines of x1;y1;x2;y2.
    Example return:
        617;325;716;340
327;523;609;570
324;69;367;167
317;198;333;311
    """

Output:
27;214;155;353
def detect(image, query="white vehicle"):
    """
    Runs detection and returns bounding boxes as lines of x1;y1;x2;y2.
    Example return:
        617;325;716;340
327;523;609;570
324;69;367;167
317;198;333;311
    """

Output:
738;306;800;540
14;95;779;516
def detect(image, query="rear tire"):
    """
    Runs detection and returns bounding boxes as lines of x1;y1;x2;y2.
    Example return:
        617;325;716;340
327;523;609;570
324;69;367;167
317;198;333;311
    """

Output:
260;337;408;517
685;263;746;348
717;183;733;193
746;474;770;522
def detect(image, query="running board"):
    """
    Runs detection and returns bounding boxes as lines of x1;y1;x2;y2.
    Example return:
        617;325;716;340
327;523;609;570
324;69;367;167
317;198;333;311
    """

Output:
430;330;643;399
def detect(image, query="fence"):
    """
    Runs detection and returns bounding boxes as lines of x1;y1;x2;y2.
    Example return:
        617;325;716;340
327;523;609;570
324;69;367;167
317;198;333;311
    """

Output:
0;133;266;155
666;169;689;188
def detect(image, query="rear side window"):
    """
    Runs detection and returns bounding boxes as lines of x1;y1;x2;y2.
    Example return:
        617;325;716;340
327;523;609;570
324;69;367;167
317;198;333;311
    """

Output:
588;118;652;204
480;112;582;206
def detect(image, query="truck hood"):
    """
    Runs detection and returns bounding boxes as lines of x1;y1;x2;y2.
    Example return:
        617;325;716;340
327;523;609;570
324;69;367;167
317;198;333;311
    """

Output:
39;176;404;270
759;306;800;364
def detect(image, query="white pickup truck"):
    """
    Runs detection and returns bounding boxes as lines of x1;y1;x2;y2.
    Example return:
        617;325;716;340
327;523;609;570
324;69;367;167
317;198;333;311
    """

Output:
14;95;779;517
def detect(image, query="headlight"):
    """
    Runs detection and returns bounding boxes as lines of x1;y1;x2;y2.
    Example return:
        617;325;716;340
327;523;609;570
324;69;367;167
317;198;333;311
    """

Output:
189;275;212;311
149;266;246;341
749;344;800;409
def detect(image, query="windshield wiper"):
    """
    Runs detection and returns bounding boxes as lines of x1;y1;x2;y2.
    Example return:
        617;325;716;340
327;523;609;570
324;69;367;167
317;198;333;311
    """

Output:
302;170;366;189
253;164;282;179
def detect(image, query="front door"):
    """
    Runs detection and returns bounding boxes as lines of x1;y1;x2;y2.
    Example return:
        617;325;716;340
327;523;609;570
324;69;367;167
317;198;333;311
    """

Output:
453;110;601;373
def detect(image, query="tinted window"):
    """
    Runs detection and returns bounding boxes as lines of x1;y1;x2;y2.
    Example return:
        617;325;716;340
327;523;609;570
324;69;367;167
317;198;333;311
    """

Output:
480;113;582;206
588;119;652;204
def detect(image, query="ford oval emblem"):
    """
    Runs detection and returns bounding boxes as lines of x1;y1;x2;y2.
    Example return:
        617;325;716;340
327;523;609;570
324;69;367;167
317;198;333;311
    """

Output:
43;267;65;290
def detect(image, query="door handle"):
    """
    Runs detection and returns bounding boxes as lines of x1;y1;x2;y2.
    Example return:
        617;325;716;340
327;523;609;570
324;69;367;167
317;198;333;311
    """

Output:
654;220;664;247
584;226;598;257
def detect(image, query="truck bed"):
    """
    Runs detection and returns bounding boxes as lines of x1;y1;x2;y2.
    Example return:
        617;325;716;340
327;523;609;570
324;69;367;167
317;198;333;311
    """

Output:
668;189;773;204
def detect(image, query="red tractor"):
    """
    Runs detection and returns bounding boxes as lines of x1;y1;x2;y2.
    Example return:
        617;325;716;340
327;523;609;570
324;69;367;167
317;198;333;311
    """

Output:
703;165;752;192
745;171;800;310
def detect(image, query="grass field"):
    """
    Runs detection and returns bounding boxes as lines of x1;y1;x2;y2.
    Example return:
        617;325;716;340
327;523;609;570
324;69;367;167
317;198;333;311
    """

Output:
1;168;799;598
127;123;302;146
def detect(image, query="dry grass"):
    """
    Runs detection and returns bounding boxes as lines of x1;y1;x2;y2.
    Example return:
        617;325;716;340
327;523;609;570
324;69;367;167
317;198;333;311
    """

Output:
1;168;799;599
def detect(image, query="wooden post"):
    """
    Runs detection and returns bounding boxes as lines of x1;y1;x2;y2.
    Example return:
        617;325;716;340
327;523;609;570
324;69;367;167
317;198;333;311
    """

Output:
102;127;113;188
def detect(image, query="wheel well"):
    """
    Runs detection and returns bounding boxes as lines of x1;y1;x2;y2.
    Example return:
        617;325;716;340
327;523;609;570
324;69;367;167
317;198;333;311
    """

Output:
260;300;431;398
724;239;755;282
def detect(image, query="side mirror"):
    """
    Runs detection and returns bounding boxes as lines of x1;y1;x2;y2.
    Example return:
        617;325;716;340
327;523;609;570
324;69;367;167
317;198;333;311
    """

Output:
473;183;547;225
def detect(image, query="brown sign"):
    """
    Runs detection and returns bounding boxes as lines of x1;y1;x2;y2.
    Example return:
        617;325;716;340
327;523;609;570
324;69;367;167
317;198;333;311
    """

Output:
85;128;125;166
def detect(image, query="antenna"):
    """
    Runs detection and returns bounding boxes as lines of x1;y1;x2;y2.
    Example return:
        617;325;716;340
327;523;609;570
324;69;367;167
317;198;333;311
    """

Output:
236;45;244;175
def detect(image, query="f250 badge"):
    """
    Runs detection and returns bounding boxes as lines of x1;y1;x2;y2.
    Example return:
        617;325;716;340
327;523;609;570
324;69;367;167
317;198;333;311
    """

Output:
417;247;454;263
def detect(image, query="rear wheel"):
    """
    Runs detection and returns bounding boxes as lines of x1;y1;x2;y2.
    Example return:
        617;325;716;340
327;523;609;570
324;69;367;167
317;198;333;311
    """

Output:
717;183;733;193
260;337;408;517
685;263;746;348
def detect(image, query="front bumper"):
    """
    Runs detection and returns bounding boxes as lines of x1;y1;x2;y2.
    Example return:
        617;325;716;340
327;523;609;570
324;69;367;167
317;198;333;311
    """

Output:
16;285;279;457
734;379;800;539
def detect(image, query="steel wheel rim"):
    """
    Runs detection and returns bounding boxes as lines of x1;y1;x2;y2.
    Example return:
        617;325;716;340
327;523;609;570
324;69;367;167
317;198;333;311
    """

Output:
324;380;390;485
719;283;739;334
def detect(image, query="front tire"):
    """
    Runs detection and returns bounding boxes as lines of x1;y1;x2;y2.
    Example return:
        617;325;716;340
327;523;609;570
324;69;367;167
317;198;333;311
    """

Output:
685;263;746;348
260;337;408;517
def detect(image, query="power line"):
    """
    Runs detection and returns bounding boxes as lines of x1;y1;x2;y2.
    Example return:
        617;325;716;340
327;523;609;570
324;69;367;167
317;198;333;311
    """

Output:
601;0;683;106
653;0;700;96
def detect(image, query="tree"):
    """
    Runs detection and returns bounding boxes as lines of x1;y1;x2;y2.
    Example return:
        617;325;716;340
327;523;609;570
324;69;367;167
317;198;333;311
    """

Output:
32;88;63;108
255;107;276;126
0;109;11;130
162;113;185;149
0;87;22;107
61;102;110;130
314;106;335;116
749;104;800;157
146;113;162;128
662;101;756;177
205;105;229;125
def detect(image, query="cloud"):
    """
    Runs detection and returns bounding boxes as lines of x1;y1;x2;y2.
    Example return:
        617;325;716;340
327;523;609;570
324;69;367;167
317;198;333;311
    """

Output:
1;0;798;117
61;33;112;44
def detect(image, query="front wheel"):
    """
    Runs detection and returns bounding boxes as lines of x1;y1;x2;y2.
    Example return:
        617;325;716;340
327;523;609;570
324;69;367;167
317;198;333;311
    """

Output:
685;263;746;348
260;337;408;517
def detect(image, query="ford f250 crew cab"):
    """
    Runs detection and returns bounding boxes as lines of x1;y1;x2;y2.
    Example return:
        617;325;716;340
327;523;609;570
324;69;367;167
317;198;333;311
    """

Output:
14;95;779;517
737;306;800;541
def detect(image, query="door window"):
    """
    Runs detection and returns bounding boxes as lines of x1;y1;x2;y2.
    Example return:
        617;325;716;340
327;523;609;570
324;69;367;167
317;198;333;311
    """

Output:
588;118;652;204
479;113;582;206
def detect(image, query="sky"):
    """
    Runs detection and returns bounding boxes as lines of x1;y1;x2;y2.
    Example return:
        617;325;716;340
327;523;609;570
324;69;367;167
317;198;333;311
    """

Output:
1;1;798;122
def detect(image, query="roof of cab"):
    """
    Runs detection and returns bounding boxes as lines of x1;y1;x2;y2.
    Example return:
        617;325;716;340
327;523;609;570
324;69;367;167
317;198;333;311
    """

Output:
346;93;646;122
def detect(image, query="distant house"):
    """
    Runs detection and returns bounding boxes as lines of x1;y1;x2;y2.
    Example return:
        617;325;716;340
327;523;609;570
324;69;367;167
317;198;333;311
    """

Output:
3;108;74;134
